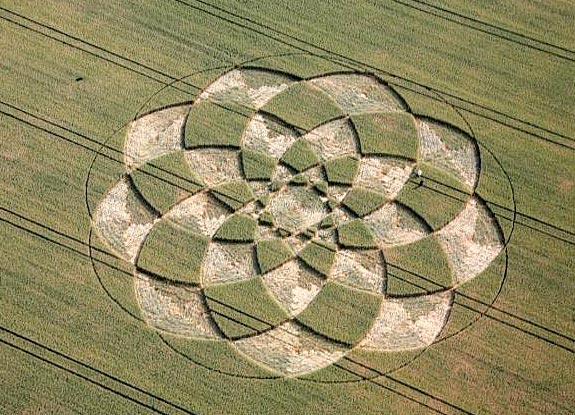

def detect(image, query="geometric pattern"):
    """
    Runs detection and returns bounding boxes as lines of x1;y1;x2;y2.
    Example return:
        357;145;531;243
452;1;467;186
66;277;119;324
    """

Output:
92;68;504;377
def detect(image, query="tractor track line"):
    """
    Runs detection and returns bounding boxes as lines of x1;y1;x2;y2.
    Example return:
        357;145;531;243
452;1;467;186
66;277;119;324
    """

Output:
2;101;572;247
2;207;572;355
1;6;574;151
0;326;200;415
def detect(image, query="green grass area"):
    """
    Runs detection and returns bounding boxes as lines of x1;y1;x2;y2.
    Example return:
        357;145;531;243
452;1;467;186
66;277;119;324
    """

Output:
204;278;289;339
185;100;252;148
1;0;574;413
395;162;469;230
262;82;343;131
320;214;336;229
324;156;360;185
342;187;387;217
437;249;506;341
296;282;382;344
352;112;419;158
130;151;203;214
210;180;255;211
383;235;452;296
256;238;294;274
314;180;329;195
159;336;275;378
241;149;277;180
280;138;321;172
258;211;274;226
214;213;257;242
392;84;470;133
337;219;378;248
303;347;423;382
137;221;207;284
297;240;337;276
289;173;308;185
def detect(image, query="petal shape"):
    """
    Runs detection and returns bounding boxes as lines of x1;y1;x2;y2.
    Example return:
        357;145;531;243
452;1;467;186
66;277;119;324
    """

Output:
199;68;294;109
261;81;344;131
280;138;321;172
296;282;382;345
202;242;256;286
309;74;406;114
261;259;324;316
332;249;385;294
341;187;387;217
124;105;190;171
358;291;453;351
416;118;479;189
352;112;418;159
298;240;337;277
337;219;378;249
242;113;299;159
130;151;202;215
364;202;430;247
266;186;326;234
137;220;207;284
135;273;219;338
256;238;295;274
93;179;157;263
203;277;290;339
233;321;347;376
214;213;257;242
184;148;242;186
436;197;504;285
355;156;414;199
303;118;357;161
210;180;255;211
163;191;228;237
324;156;360;185
383;234;452;296
394;162;469;230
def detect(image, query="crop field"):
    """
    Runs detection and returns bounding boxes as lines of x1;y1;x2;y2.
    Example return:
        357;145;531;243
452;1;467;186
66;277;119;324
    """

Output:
0;1;574;414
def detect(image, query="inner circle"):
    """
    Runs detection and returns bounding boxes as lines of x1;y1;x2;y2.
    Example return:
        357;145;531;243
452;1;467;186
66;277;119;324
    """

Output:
264;184;325;234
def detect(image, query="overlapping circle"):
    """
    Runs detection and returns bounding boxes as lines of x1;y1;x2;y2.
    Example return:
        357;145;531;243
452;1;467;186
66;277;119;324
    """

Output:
91;64;506;377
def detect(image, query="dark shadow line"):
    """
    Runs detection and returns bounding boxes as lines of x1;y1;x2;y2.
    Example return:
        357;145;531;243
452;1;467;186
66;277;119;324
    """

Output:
4;207;572;412
1;8;334;141
3;200;572;356
4;84;572;344
3;4;574;152
0;12;325;144
0;108;204;194
182;293;472;412
172;0;575;145
4;1;575;153
403;178;574;245
392;83;574;150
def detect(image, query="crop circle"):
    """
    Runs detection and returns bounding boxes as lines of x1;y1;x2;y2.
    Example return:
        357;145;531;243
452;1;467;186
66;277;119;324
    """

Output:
89;58;508;379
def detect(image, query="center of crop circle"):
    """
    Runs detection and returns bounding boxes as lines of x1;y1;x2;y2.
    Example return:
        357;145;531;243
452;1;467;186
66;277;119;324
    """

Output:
264;185;325;235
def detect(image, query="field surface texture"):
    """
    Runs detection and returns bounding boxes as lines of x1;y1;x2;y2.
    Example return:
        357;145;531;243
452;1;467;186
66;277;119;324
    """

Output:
0;1;574;414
